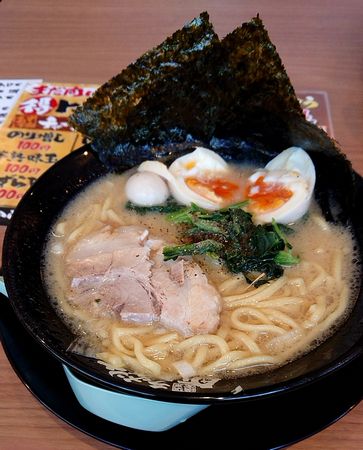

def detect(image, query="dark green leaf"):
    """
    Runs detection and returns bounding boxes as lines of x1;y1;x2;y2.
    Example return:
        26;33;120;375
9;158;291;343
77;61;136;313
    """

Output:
271;219;293;249
163;239;223;260
250;226;284;257
274;251;300;266
69;12;218;148
192;219;224;234
125;199;184;215
162;201;300;285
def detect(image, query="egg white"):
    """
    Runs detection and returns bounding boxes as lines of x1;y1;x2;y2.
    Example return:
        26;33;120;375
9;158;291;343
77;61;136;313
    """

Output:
247;147;316;224
138;147;230;210
125;171;170;206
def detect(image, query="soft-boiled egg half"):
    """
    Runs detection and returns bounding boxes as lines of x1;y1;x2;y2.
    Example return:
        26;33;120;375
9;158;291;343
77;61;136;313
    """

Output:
125;146;316;224
245;147;316;224
131;147;244;210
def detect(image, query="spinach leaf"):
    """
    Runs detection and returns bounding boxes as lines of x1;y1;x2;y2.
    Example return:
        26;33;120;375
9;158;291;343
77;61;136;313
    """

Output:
163;239;223;261
164;202;299;285
126;198;184;215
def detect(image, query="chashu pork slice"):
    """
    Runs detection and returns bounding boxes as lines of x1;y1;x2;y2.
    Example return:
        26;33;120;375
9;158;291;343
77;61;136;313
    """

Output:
66;225;149;277
152;258;222;336
65;225;222;335
65;226;159;323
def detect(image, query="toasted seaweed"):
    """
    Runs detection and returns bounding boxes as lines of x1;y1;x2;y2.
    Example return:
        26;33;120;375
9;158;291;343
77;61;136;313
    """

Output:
69;12;218;145
70;15;303;162
69;13;355;223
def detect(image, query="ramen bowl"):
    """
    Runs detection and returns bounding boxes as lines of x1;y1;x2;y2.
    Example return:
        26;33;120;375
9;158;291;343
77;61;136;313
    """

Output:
2;143;363;431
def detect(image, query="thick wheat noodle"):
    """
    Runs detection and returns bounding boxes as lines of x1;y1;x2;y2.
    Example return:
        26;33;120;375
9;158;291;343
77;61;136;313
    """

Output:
66;204;101;243
121;353;150;375
192;346;209;368
183;347;196;362
228;330;261;353
227;339;246;351
199;350;250;374
144;332;179;345
218;276;246;294
94;254;348;379
92;264;346;376
216;323;230;339
307;260;326;277
205;346;225;362
223;276;286;303
308;272;325;291
307;295;326;324
288;277;306;287
230;306;273;325
126;336;162;377
311;214;330;231
176;334;230;354
271;286;349;364
324;280;345;316
66;222;90;243
308;272;331;291
144;343;170;358
223;296;263;308
91;204;102;223
250;296;304;309
110;338;135;356
107;209;124;225
263;308;301;330
326;276;336;292
227;355;278;370
97;351;124;368
295;280;308;296
248;331;259;341
265;329;303;353
77;203;95;223
318;286;349;329
230;317;286;335
112;325;153;337
231;322;286;335
101;197;112;222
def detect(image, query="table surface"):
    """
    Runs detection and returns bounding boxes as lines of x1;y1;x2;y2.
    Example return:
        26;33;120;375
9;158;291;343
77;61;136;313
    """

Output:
1;0;363;448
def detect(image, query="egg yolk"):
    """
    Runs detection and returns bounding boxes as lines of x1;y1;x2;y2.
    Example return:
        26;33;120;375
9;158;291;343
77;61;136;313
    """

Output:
186;177;240;202
246;175;293;211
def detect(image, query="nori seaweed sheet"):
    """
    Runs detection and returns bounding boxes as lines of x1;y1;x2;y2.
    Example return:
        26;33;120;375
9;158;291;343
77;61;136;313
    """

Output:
69;12;218;150
70;14;304;163
69;12;355;222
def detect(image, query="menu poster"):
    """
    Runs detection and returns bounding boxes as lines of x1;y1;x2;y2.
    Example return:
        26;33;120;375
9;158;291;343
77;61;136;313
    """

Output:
0;82;97;224
0;79;42;126
0;87;332;226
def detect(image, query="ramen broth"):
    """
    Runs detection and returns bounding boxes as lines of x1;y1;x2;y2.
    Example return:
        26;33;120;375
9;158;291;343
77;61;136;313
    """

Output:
43;168;359;381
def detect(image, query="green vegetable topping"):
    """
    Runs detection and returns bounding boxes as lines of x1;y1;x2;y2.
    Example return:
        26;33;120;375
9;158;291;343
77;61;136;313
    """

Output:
163;202;300;285
126;198;185;215
163;239;223;261
125;198;300;286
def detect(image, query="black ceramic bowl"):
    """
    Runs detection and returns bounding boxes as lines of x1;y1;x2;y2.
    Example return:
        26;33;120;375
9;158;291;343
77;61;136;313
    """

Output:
3;143;363;404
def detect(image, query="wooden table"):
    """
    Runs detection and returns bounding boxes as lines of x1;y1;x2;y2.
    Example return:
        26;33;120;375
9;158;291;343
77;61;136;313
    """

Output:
1;0;362;448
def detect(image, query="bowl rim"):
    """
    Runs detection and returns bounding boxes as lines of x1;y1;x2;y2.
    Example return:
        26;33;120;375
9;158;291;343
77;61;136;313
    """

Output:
3;144;363;403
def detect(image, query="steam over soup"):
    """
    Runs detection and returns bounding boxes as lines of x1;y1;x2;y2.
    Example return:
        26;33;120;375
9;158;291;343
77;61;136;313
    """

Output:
43;147;359;381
